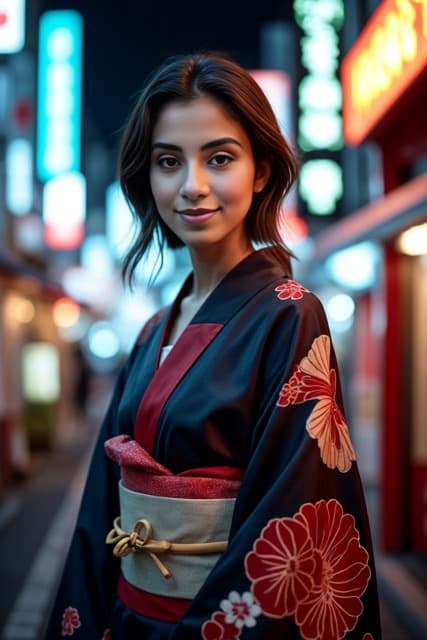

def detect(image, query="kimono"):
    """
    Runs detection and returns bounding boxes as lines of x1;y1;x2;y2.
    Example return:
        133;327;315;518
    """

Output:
45;249;382;639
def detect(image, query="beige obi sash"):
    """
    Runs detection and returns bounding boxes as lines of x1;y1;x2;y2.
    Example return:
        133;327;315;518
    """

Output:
106;481;236;598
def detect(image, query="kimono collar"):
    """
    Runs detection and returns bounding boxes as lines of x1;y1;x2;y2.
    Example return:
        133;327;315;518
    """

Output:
177;248;288;327
133;250;289;452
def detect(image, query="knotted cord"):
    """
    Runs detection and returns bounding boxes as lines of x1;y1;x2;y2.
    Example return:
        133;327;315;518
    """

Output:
106;516;228;579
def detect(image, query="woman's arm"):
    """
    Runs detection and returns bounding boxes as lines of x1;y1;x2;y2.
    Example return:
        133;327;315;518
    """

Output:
171;292;382;640
43;328;150;639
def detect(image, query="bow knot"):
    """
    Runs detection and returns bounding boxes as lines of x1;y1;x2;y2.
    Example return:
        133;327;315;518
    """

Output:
106;515;228;580
106;517;172;577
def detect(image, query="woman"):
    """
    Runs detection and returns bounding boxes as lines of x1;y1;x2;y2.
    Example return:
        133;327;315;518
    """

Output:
45;51;381;639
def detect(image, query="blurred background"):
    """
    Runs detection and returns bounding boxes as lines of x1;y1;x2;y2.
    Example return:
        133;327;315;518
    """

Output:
0;0;426;638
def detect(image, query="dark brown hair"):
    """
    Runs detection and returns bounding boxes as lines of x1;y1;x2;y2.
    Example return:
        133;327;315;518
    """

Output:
119;51;299;285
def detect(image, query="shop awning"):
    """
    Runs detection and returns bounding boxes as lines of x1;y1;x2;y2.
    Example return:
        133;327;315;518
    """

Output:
312;172;427;260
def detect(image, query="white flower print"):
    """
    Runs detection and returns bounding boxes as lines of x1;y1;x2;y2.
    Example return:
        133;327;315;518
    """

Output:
220;591;261;629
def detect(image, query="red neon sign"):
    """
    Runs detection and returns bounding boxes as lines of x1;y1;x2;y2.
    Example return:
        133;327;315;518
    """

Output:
342;0;427;146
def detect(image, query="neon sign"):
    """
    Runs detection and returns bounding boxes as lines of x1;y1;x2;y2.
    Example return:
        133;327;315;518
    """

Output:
294;0;344;216
37;10;82;181
42;171;86;249
342;0;427;145
0;0;25;53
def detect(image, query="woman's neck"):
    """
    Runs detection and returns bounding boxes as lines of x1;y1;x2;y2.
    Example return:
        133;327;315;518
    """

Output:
187;242;254;302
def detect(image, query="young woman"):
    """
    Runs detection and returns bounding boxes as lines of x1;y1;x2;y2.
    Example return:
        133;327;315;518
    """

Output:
45;52;381;639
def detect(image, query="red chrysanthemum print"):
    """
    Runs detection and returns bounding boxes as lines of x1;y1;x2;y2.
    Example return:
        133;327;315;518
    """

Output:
61;606;81;636
208;501;371;639
101;630;111;640
294;500;371;640
277;335;356;472
275;280;310;300
202;611;241;640
245;517;315;618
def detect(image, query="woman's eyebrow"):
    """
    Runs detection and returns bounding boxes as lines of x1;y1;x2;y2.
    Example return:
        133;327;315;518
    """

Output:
151;142;181;152
151;137;243;152
201;137;242;150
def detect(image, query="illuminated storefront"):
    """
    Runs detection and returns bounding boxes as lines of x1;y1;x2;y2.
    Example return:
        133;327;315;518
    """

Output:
302;0;427;553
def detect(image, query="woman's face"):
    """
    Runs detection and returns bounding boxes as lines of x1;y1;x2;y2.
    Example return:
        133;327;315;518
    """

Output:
149;96;268;255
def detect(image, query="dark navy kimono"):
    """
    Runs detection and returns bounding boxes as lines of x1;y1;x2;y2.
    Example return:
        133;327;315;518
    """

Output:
45;250;382;639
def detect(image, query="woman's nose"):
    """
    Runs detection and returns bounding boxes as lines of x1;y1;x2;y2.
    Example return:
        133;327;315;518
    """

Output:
179;162;210;200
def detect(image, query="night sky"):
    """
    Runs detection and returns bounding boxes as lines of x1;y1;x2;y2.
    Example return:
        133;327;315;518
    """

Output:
37;0;294;151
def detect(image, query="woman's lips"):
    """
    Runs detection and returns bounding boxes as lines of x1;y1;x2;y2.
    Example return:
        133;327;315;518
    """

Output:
177;208;220;224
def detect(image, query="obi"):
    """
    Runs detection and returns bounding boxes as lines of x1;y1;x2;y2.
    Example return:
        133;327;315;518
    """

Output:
104;435;242;600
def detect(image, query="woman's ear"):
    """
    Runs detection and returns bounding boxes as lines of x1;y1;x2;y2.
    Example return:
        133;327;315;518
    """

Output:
254;159;271;193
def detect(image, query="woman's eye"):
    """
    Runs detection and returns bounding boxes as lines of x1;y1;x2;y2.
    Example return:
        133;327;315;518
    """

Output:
158;156;179;168
210;153;232;167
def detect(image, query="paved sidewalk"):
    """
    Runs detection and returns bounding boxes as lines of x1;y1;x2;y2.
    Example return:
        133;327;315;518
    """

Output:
0;434;94;640
376;554;427;639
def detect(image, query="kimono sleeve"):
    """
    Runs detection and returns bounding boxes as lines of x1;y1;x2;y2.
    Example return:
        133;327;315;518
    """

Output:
171;291;382;639
44;344;140;639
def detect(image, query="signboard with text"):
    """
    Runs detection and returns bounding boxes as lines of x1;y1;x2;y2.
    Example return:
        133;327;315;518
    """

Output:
342;0;427;146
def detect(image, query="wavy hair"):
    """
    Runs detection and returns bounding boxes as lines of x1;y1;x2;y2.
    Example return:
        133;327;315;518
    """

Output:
119;51;299;285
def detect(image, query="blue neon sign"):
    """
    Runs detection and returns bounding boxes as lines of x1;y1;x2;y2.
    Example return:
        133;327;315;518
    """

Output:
37;10;82;181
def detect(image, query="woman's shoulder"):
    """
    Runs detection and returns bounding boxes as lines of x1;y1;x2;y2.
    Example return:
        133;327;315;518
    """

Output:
250;275;331;350
258;274;326;319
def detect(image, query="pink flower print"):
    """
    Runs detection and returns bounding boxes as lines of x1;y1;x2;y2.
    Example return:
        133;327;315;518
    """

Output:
202;611;241;640
278;335;356;472
245;517;315;618
294;500;371;640
220;591;261;630
275;280;310;300
363;635;374;639
61;606;81;636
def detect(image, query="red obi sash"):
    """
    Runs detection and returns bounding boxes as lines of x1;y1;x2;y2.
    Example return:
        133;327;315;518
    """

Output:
104;435;243;622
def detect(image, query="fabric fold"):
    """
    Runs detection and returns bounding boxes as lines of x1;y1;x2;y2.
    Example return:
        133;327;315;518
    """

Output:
104;434;242;498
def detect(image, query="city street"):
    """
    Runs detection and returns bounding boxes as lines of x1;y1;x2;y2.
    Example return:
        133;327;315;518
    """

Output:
0;428;94;639
1;1;427;638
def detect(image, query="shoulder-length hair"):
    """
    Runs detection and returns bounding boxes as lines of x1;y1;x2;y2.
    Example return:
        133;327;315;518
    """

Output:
119;51;299;286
